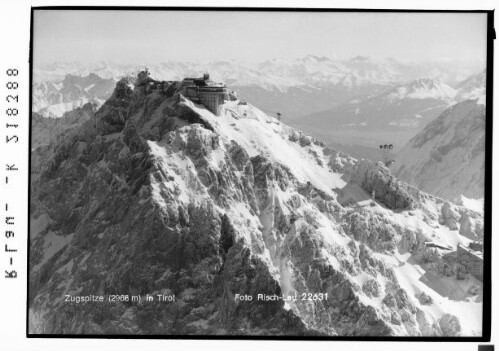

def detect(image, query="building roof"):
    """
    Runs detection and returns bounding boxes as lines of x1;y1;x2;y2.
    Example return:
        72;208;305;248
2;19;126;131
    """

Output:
457;243;483;260
183;75;226;88
424;241;452;251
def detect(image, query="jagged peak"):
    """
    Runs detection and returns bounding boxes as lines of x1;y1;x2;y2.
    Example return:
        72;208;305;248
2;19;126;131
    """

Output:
455;71;486;89
301;55;331;63
407;77;441;88
349;55;371;63
386;77;456;102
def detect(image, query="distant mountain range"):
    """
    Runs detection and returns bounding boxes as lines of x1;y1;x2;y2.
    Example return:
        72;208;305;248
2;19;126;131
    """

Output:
33;57;483;120
302;78;455;130
33;73;115;118
294;72;485;151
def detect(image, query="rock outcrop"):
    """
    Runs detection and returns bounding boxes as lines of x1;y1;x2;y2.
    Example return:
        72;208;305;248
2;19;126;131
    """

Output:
349;160;414;210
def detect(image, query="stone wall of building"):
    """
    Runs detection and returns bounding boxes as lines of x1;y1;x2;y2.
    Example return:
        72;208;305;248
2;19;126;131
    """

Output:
180;76;227;116
199;89;226;116
456;244;483;280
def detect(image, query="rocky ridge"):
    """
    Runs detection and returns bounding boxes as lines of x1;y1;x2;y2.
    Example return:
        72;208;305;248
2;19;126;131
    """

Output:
394;99;486;202
31;102;97;150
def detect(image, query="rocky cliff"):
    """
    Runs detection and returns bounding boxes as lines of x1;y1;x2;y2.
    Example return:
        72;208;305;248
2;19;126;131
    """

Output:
31;102;97;150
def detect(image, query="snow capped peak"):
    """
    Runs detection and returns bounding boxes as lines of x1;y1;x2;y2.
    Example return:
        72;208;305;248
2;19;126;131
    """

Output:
349;55;371;63
300;55;331;63
388;78;456;102
408;77;441;88
455;71;486;89
33;71;115;118
34;59;485;100
30;72;485;336
262;57;291;65
455;71;486;104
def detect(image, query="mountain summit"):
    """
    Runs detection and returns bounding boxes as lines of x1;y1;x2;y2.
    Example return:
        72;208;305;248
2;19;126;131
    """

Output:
455;71;486;104
30;72;483;336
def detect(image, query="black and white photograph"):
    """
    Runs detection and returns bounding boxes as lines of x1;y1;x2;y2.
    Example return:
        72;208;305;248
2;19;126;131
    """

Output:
26;7;491;338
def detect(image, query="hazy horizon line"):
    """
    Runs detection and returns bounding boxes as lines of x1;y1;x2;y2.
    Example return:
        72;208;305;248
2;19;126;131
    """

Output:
34;55;486;69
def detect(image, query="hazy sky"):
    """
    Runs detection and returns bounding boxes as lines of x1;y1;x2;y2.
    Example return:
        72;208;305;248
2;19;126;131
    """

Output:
33;10;488;65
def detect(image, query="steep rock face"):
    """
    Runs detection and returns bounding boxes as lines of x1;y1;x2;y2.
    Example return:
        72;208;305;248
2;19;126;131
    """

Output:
441;202;460;230
31;102;97;150
94;78;135;135
394;100;485;203
349;160;414;210
439;314;462;336
437;202;483;241
29;73;484;336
